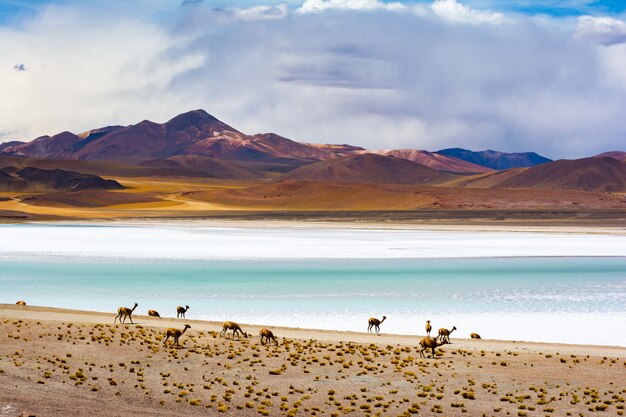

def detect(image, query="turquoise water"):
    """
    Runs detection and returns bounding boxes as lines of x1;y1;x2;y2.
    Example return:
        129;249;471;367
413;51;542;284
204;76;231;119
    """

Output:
2;257;625;345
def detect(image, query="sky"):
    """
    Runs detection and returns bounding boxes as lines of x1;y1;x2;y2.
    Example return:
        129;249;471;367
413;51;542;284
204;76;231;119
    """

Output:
1;1;626;158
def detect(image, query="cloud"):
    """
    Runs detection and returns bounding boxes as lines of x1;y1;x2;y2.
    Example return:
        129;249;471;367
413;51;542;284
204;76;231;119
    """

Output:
229;3;289;21
576;15;626;45
0;4;204;140
1;1;626;159
298;0;406;13
12;63;25;71
299;0;506;25
432;0;504;25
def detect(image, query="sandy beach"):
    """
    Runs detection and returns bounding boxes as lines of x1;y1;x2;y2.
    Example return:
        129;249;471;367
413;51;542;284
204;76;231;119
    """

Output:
1;304;624;416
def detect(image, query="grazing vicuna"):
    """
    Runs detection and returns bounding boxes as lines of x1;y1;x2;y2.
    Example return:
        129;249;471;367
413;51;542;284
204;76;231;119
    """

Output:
176;305;189;319
437;326;457;343
259;328;279;346
147;309;160;318
163;324;191;348
114;303;138;324
220;321;248;340
367;316;386;334
419;336;449;358
470;332;481;339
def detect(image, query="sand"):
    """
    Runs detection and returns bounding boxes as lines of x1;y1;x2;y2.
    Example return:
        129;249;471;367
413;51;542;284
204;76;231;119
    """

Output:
1;176;625;223
1;305;624;417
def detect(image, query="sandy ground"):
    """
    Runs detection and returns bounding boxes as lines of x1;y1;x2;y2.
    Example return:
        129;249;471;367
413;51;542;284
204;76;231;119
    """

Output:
0;305;624;417
1;176;625;223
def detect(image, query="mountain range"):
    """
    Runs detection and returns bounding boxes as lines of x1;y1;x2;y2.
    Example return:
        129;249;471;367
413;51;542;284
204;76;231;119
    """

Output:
0;109;549;173
1;109;625;196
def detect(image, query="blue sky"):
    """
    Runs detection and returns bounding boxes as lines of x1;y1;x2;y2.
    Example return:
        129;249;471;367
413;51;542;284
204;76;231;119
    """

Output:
1;0;626;157
1;0;626;22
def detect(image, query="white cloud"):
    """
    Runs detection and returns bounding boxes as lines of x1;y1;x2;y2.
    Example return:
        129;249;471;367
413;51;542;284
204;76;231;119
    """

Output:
1;1;625;158
233;3;289;21
298;0;406;14
432;0;504;25
576;15;626;45
0;5;205;140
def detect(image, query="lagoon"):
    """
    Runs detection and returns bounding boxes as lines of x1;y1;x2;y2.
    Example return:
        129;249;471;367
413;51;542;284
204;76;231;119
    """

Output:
1;223;625;346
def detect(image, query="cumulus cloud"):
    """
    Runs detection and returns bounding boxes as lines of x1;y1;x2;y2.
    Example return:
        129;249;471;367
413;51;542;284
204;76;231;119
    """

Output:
432;0;504;25
0;4;204;140
298;0;406;13
230;3;289;21
1;1;625;159
576;15;626;45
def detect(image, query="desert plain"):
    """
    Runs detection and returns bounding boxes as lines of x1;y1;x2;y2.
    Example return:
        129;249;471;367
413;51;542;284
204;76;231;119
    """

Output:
0;304;624;417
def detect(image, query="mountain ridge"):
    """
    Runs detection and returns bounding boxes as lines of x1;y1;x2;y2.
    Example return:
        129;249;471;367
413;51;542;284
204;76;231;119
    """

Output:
1;109;553;174
437;148;552;170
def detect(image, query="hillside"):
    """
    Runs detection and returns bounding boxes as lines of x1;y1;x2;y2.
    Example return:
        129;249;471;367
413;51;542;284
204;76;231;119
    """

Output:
0;166;124;192
594;151;626;161
437;148;551;170
138;155;263;180
280;153;456;185
372;149;492;174
492;157;626;192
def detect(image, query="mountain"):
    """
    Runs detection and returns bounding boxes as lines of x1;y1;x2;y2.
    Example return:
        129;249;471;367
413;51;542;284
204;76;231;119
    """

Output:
0;141;24;152
437;148;551;170
594;151;626;161
306;143;366;157
280;153;455;185
4;131;83;159
1;110;330;166
370;149;492;174
138;155;262;180
0;166;124;192
459;157;626;192
184;132;329;162
494;157;626;192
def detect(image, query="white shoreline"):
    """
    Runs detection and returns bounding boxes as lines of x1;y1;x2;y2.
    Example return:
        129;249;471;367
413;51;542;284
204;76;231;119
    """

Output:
2;222;626;259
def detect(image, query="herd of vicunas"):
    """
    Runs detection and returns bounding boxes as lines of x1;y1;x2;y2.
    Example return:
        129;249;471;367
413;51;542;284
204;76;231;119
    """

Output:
16;301;481;357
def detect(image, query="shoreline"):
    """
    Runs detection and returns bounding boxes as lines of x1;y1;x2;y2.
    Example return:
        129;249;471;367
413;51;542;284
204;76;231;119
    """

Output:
3;222;626;259
2;208;626;233
2;304;625;354
9;214;626;235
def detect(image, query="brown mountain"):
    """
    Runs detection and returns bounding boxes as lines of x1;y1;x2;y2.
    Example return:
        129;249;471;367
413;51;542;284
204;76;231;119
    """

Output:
306;143;366;157
0;141;24;152
370;149;493;174
0;166;124;192
0;110;497;176
459;157;626;192
184;132;329;163
280;153;455;185
5;131;83;159
594;151;626;161
2;110;331;166
2;108;621;193
138;155;262;180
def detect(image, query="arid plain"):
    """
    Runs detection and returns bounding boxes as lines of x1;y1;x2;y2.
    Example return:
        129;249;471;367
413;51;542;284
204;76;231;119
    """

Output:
1;305;625;417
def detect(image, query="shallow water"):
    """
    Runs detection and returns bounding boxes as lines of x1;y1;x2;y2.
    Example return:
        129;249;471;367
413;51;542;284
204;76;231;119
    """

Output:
2;251;625;346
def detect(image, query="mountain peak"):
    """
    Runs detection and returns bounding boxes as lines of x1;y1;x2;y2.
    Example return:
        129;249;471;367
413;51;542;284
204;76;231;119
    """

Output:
437;148;552;170
165;109;239;135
